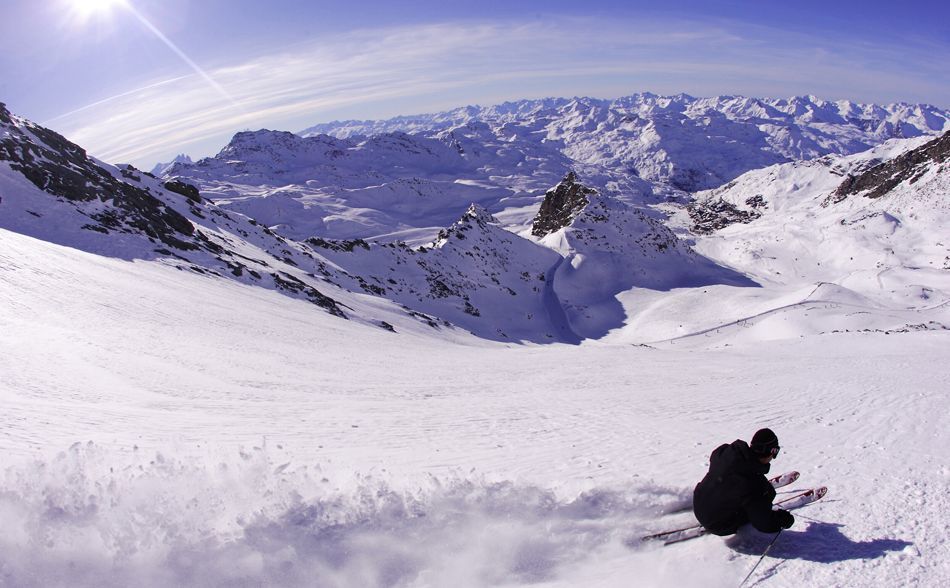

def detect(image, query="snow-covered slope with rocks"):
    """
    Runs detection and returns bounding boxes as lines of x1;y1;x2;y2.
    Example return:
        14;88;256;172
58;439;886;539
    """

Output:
0;103;574;341
2;203;948;588
685;133;949;291
304;204;572;343
606;132;950;345
531;172;757;338
0;102;410;325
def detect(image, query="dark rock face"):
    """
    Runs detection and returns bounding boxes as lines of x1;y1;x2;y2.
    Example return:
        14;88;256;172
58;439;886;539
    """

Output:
163;180;202;203
0;104;197;250
688;197;764;234
272;272;348;318
827;132;949;205
531;171;598;237
306;237;371;252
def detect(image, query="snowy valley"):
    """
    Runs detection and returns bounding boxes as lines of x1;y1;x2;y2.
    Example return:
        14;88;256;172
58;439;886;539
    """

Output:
2;93;949;587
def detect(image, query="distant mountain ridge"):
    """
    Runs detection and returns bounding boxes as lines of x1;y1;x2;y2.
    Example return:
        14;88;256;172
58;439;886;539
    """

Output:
299;93;950;192
150;153;192;177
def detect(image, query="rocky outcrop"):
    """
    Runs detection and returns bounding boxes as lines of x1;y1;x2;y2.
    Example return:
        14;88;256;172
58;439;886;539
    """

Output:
688;196;765;234
163;179;202;203
531;171;597;237
827;132;949;204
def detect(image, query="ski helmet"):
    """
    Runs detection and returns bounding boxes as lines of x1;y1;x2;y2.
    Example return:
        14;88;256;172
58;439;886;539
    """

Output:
750;428;780;457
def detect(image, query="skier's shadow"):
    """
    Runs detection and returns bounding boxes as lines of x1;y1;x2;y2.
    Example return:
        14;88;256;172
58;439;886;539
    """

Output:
726;521;914;563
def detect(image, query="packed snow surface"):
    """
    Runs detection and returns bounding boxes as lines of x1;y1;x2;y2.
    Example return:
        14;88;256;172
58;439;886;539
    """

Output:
2;228;948;587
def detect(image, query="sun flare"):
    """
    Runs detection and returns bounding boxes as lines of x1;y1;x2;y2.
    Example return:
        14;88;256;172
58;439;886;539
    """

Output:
69;0;126;18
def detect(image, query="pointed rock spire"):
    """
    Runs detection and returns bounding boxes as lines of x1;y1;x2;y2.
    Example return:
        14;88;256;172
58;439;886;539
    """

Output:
531;171;597;237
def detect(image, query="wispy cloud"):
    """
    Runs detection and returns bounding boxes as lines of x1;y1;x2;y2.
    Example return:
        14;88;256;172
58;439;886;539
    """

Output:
48;18;950;167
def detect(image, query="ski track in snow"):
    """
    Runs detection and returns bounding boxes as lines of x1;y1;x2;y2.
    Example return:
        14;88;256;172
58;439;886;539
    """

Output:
542;257;582;345
2;229;949;587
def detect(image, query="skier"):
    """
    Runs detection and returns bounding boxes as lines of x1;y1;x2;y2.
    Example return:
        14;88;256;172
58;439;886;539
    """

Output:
692;428;795;536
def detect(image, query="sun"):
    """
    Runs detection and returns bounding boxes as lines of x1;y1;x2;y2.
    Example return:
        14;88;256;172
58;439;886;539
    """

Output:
69;0;126;19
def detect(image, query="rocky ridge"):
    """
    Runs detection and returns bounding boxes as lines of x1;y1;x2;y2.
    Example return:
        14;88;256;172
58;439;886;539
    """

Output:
827;132;949;204
0;103;197;252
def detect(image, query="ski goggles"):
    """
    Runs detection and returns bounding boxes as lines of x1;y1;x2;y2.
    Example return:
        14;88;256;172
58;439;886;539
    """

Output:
769;446;781;459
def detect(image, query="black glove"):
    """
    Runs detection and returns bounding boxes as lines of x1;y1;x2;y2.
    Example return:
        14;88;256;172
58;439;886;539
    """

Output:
775;509;795;529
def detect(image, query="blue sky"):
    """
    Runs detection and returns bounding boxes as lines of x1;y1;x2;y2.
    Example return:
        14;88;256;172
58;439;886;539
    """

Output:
1;0;948;168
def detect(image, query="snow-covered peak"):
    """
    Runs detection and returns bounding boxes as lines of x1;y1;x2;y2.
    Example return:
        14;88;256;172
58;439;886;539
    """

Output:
213;129;353;168
150;153;193;176
431;203;503;249
462;202;498;225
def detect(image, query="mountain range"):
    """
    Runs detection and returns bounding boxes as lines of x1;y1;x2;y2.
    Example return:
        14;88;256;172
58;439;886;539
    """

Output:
4;94;949;344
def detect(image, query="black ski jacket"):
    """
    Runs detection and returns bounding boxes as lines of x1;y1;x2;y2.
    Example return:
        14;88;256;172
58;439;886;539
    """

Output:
692;439;784;535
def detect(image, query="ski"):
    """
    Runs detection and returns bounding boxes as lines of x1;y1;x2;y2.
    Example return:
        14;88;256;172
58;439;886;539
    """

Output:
642;472;800;542
658;525;709;545
769;470;800;489
775;485;828;509
640;522;704;542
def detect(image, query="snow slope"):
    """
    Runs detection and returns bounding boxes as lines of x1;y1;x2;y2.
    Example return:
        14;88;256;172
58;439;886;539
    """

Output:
1;226;948;587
